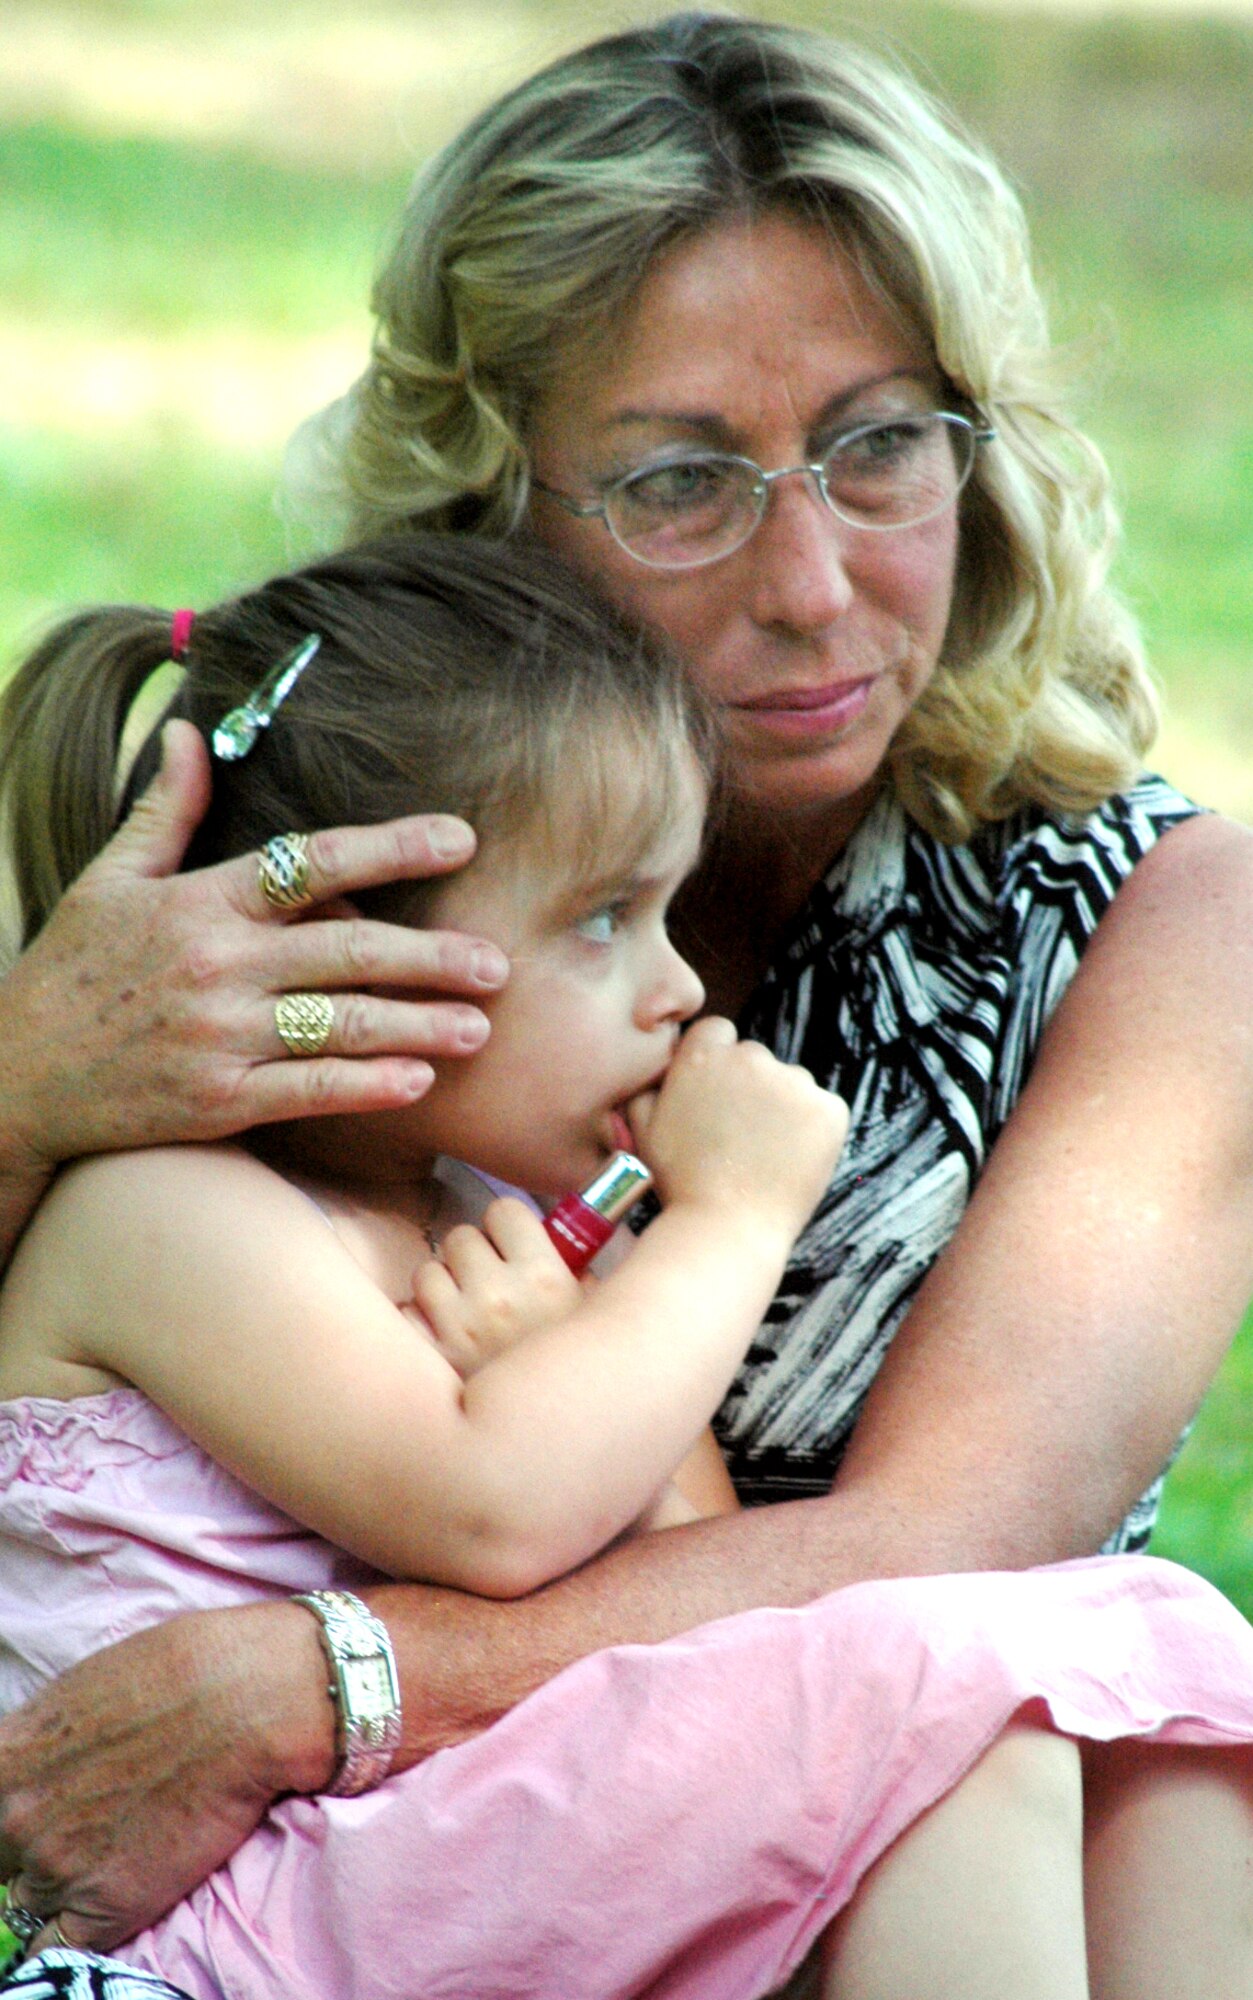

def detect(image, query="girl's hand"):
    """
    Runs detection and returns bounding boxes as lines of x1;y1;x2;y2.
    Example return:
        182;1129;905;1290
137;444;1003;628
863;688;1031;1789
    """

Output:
628;1016;849;1241
408;1198;583;1378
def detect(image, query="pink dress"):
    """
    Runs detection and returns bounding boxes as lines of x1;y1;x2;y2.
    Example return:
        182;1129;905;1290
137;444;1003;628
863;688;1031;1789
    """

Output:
4;1388;1253;2000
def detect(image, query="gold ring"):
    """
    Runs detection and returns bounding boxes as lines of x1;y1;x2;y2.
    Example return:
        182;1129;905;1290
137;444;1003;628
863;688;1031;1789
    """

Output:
258;832;313;911
275;992;335;1057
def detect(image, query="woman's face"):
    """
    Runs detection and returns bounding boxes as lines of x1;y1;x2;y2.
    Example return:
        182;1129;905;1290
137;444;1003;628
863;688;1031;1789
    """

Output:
528;212;960;845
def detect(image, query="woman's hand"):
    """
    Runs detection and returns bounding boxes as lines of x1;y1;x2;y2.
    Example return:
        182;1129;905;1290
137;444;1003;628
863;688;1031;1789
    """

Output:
628;1016;849;1240
0;721;508;1262
408;1198;583;1377
0;1600;335;1953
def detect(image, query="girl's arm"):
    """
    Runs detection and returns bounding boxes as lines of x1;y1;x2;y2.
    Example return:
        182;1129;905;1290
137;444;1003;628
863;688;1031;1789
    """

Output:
0;722;505;1269
4;1018;843;1599
408;1212;739;1523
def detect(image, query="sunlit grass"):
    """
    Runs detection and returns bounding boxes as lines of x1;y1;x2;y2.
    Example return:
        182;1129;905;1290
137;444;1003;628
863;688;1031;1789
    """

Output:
1154;1306;1253;1620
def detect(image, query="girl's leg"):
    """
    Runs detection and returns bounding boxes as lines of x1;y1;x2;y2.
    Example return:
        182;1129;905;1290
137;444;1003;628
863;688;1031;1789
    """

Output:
817;1720;1090;2000
1083;1739;1253;2000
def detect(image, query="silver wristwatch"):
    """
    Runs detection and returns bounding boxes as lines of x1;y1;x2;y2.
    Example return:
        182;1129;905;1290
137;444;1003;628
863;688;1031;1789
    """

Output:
293;1589;402;1797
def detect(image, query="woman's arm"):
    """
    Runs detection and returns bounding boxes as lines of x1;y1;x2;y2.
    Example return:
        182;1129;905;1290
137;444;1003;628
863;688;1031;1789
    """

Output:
3;813;1251;1949
0;721;505;1267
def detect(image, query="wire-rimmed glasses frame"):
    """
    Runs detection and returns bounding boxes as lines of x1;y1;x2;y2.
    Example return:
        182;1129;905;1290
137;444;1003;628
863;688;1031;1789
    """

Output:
533;409;996;573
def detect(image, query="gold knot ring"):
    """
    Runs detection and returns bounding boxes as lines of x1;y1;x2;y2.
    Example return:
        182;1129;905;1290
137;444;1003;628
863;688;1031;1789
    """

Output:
258;832;314;911
275;992;335;1058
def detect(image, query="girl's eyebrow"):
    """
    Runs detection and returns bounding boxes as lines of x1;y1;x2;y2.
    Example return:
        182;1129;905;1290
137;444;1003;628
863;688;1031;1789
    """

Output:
550;856;697;925
548;867;644;920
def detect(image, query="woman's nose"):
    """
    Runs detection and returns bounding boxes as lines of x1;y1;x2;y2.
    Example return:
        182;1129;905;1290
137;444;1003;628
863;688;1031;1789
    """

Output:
744;472;856;634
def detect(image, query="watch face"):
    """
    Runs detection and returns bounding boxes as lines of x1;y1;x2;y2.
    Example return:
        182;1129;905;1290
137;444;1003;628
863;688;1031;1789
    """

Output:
342;1652;398;1719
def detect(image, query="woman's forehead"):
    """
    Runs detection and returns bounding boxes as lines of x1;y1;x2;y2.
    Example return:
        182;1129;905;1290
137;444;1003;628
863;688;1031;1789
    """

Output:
532;212;932;453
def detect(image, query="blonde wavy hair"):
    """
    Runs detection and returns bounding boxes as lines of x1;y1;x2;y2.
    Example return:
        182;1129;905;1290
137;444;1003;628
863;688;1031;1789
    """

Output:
298;9;1157;842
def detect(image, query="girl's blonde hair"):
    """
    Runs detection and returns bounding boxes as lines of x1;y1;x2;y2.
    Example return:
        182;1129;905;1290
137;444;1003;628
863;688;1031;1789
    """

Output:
299;9;1156;843
0;537;714;950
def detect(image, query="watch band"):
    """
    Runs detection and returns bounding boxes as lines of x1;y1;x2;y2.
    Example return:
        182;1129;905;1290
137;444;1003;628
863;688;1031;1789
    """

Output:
293;1589;402;1797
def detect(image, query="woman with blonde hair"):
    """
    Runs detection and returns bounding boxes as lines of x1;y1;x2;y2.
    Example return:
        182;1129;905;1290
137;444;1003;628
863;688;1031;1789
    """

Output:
1;13;1252;1998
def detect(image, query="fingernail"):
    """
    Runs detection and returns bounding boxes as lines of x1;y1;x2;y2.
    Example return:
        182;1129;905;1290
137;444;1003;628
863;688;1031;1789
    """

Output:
401;1062;436;1099
427;816;475;860
469;944;508;987
454;1012;491;1051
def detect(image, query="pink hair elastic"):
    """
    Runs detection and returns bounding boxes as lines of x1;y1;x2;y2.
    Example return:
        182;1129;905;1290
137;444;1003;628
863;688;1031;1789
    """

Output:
170;608;195;661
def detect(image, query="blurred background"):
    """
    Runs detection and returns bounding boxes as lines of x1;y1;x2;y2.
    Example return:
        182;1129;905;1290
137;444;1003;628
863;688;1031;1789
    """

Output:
2;0;1251;1603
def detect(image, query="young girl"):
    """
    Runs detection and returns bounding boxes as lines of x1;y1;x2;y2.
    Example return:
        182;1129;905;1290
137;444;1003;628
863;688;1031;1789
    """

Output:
0;536;846;1601
3;537;1253;2000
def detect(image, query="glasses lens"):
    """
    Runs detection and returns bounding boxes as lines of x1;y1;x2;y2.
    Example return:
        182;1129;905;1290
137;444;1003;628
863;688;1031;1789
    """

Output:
820;415;975;530
606;458;762;569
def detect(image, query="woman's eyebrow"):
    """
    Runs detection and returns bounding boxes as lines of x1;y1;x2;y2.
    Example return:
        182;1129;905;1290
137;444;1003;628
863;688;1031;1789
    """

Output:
810;370;936;431
602;409;735;446
601;369;933;443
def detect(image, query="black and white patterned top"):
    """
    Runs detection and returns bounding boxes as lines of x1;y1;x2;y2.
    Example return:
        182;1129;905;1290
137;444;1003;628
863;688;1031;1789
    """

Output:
714;774;1201;1552
1;1953;190;1999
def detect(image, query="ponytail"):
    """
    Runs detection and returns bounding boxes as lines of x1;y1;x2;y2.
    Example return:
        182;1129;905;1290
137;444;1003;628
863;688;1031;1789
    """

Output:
0;607;177;945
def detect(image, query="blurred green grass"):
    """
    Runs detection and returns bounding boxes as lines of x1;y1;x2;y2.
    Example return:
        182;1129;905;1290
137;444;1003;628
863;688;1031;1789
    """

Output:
2;0;1251;1606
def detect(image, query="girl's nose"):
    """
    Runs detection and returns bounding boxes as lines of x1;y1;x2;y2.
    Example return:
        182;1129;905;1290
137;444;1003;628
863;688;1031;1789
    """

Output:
639;936;705;1029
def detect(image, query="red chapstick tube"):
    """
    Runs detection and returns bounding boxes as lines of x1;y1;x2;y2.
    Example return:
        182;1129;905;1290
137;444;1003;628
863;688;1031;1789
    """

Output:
543;1151;654;1273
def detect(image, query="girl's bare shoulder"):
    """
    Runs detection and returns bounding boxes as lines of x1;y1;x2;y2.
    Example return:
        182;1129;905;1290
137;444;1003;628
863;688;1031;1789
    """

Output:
9;1143;327;1313
47;1140;295;1227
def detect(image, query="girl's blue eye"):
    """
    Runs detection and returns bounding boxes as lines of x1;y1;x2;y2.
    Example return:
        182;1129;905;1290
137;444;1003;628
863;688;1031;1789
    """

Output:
575;905;622;945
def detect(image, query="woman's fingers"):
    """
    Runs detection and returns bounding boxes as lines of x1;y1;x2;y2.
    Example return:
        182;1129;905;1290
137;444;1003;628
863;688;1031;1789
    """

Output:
92;719;213;883
0;750;510;1165
2;1876;93;1959
95;715;481;924
266;991;489;1063
230;813;480;923
0;1604;317;1953
269;914;508;1002
243;1057;436;1122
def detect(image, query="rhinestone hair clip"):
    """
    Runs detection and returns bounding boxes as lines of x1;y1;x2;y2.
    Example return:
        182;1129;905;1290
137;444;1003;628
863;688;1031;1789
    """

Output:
212;633;322;762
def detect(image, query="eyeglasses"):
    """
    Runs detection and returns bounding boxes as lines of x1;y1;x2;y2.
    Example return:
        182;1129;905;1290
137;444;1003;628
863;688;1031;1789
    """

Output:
534;410;995;572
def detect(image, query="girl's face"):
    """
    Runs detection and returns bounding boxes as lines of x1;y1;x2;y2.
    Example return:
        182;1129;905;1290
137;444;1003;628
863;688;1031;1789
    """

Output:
398;753;708;1196
528;210;960;855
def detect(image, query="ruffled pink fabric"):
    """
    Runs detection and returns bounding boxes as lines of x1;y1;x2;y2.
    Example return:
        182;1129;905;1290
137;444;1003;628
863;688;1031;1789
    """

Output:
5;1393;1253;2000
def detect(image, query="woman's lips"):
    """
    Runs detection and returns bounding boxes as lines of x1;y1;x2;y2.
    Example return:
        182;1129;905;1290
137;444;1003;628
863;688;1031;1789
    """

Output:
731;677;875;738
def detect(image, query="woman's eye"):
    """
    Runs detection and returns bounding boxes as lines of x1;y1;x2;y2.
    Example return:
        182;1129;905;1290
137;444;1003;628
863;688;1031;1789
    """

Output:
619;459;730;517
828;417;929;474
